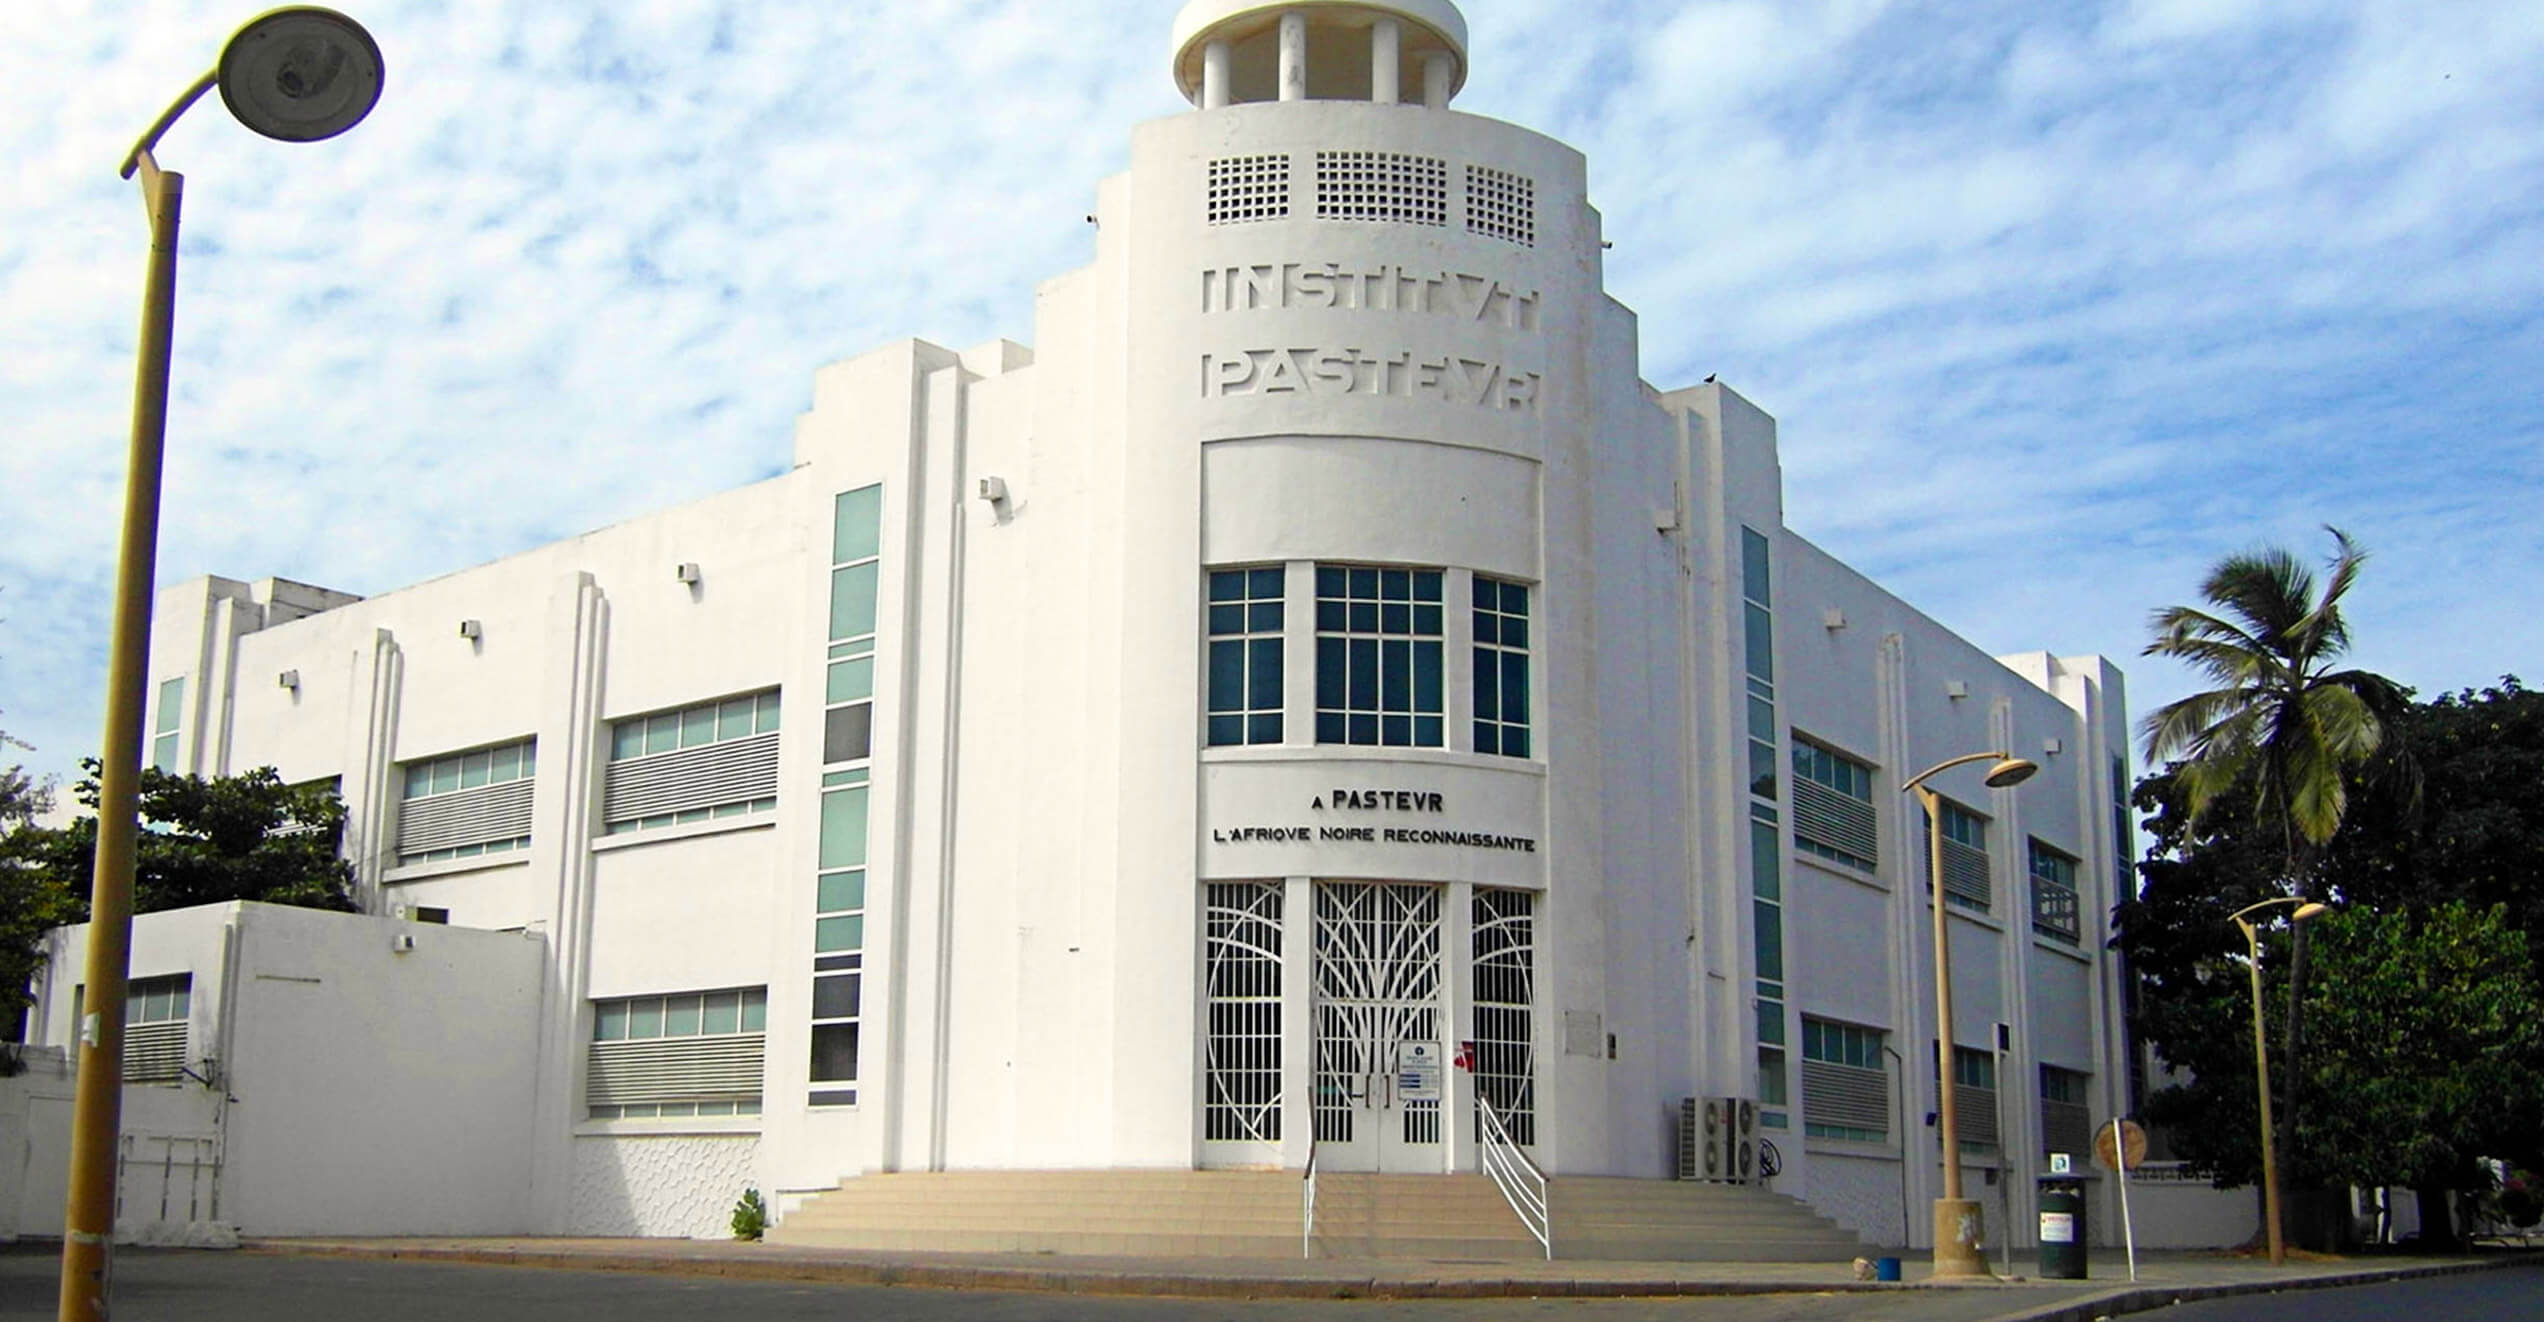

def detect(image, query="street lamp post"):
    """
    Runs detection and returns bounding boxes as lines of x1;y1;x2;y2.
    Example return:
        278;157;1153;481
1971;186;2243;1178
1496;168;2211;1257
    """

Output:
2228;896;2328;1269
1903;750;2037;1279
60;11;381;1321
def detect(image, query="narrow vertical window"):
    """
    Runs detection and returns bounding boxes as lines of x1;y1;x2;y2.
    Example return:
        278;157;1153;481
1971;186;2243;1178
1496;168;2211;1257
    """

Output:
1205;567;1285;746
1472;576;1531;757
1202;882;1282;1142
151;677;185;772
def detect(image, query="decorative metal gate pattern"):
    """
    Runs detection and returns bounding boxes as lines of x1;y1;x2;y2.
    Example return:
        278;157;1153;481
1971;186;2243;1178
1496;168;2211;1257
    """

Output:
1471;887;1537;1145
1202;881;1283;1142
1312;882;1442;1147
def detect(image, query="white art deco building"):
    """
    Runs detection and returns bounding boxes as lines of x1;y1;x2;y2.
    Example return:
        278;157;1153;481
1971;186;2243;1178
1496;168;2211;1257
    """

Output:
18;0;2149;1252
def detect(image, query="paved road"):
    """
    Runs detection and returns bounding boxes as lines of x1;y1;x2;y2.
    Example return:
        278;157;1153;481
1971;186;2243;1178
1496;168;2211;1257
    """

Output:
2152;1261;2544;1320
0;1246;2081;1322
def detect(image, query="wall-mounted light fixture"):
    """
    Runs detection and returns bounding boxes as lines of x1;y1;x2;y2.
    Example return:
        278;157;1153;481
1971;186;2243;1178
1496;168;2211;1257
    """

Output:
458;619;482;640
1944;680;1969;700
1822;608;1847;630
977;475;1010;505
276;669;299;691
674;562;701;585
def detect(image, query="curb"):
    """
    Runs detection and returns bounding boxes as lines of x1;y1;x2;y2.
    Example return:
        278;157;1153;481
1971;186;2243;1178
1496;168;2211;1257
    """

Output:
1971;1255;2537;1322
239;1240;2544;1305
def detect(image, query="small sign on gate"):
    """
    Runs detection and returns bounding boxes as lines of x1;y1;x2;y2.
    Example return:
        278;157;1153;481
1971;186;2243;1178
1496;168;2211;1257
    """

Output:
1398;1042;1443;1102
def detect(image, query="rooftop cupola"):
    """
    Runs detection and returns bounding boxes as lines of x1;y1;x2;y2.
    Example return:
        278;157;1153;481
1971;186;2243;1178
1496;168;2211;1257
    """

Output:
1171;1;1469;110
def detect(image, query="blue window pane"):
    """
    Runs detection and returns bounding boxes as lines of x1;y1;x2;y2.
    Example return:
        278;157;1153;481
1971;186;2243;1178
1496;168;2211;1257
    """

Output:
1381;639;1409;709
1209;570;1245;602
1348;713;1378;744
1316;712;1346;743
1741;527;1771;604
834;486;882;565
1500;652;1527;722
1413;603;1440;635
1208;714;1244;746
1382;715;1410;745
1502;615;1527;648
1502;580;1528;614
1474;613;1498;647
1501;726;1527;757
1349;601;1377;631
830;562;880;643
1209;604;1243;634
1208;640;1244;712
1248;639;1282;709
1475;722;1498;755
1382;602;1409;633
1316;600;1345;631
1316;638;1345;707
1474;647;1499;720
1419;643;1445;712
1743;602;1774;683
1248;713;1282;744
1349;567;1378;597
1249;566;1283;598
1415;715;1442;747
1316;565;1344;596
1348;639;1377;708
1380;570;1409;601
1247;601;1282;631
1473;575;1495;608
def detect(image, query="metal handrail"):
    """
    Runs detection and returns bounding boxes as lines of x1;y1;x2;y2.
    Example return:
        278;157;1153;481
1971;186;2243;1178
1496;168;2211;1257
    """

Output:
1477;1094;1550;1258
1301;1142;1319;1259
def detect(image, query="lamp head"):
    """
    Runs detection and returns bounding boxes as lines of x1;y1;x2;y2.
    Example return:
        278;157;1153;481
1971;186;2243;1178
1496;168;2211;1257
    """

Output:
1983;757;2039;789
217;7;384;143
2292;902;2331;923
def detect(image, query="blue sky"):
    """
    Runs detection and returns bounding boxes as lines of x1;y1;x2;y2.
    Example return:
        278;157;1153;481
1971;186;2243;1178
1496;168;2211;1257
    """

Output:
3;0;2539;800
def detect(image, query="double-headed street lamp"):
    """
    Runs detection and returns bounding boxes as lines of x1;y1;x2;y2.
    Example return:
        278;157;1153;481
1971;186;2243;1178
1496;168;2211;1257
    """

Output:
62;10;381;1321
2228;896;2328;1269
1904;750;2037;1279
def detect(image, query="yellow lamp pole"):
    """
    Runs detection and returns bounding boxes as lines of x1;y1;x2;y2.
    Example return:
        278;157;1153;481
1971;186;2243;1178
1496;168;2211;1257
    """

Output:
1903;750;2037;1279
61;12;381;1320
2228;896;2328;1269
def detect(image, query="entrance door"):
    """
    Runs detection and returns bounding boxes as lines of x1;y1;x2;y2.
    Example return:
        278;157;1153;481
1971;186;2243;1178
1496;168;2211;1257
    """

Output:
1311;882;1443;1173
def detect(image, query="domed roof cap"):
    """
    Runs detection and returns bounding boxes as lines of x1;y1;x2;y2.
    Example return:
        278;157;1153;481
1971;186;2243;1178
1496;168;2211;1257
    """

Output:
1170;1;1469;106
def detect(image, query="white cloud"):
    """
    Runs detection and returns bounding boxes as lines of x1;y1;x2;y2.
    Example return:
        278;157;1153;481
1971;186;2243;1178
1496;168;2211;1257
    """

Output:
3;0;2539;791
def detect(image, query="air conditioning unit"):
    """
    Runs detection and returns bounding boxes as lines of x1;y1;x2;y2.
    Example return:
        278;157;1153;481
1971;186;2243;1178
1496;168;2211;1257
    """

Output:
1674;1096;1756;1183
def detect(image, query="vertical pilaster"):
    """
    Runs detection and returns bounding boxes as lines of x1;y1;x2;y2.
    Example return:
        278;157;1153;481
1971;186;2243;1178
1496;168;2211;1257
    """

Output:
1278;12;1307;101
1444;880;1475;1172
1280;874;1314;1170
524;572;608;1233
1371;19;1400;104
343;629;402;913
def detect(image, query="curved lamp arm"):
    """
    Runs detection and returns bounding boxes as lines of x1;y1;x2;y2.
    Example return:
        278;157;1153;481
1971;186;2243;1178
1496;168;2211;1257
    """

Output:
119;71;219;182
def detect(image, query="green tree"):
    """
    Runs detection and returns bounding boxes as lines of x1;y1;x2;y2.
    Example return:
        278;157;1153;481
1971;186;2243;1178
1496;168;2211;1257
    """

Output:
2300;903;2544;1247
0;765;354;1038
2138;527;2411;1177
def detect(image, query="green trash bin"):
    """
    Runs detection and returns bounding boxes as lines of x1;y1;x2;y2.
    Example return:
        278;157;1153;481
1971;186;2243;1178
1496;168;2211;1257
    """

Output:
2037;1177;2087;1279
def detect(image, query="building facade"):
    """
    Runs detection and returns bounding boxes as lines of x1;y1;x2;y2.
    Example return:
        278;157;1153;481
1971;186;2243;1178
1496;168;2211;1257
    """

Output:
27;0;2140;1248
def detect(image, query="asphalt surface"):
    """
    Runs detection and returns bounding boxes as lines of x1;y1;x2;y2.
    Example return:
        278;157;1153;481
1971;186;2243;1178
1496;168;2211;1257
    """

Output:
2;1245;2536;1322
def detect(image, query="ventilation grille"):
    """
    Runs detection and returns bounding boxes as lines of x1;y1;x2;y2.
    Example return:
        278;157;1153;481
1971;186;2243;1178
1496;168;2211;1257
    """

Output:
1316;151;1448;226
1207;153;1290;224
1466;165;1535;246
1955;1084;2000;1148
1795;779;1879;869
2042;1098;2093;1160
602;731;779;825
396;778;534;857
586;1035;766;1108
1942;839;1992;911
1800;1060;1888;1135
124;1021;187;1083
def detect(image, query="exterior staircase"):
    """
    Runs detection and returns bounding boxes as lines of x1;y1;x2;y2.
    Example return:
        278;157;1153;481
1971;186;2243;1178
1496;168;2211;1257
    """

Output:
770;1170;1873;1262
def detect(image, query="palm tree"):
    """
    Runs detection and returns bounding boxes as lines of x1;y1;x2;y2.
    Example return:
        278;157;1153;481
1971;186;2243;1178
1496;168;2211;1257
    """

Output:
2139;525;2410;1234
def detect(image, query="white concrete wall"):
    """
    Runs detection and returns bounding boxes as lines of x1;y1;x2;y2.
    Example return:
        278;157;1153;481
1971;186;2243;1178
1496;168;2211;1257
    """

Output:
32;903;545;1237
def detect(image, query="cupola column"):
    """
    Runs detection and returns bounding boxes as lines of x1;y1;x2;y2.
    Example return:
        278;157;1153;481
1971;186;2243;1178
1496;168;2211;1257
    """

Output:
1278;11;1307;101
1202;38;1231;107
1372;18;1401;103
1421;49;1453;107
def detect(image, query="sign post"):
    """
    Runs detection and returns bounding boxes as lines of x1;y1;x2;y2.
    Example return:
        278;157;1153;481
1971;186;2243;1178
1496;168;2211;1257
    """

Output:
2094;1118;2146;1282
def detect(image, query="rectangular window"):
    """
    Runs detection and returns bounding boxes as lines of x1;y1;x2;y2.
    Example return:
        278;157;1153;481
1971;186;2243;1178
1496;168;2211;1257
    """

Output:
1205;567;1285;746
1925;800;1993;912
2111;753;2132;881
2040;1064;2094;1160
1936;1044;2001;1152
151;677;185;773
1800;1018;1888;1142
1472;887;1537;1146
395;739;536;866
2030;840;2081;943
585;987;767;1119
103;973;192;1083
1472;576;1531;758
1792;738;1878;872
810;777;868;1105
1313;566;1443;747
601;691;781;835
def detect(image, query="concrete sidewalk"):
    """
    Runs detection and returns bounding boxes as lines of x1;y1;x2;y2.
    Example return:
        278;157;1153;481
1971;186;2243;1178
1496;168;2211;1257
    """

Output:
242;1236;2540;1321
